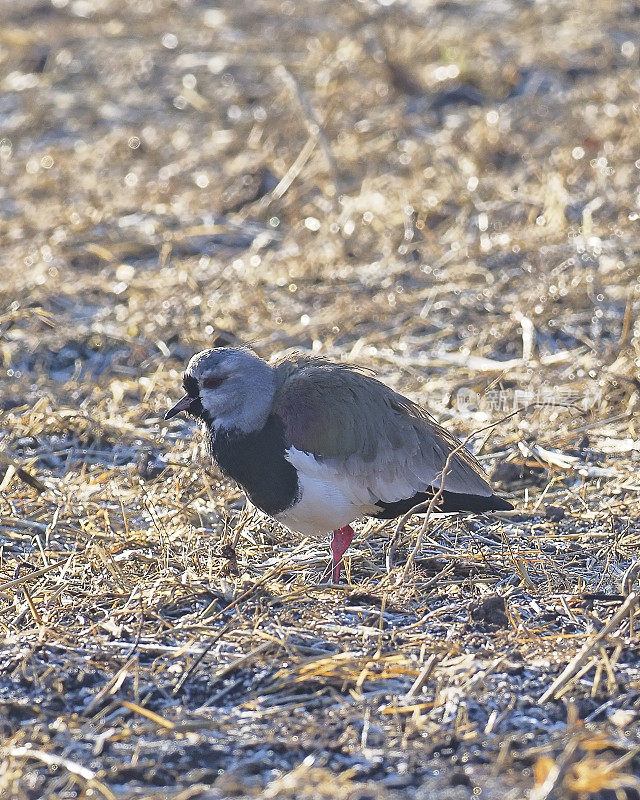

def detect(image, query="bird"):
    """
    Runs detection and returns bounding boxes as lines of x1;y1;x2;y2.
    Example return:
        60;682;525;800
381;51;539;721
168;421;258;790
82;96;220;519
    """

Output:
165;346;513;583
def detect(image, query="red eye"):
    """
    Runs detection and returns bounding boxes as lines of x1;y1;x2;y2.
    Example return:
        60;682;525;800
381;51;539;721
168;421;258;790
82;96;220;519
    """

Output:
203;376;225;390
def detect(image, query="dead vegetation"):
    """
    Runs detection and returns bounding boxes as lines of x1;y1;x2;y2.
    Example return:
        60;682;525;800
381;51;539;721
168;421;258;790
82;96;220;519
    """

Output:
1;0;640;798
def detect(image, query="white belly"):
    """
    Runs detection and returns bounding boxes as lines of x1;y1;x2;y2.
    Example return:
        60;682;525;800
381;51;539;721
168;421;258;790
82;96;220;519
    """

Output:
274;473;359;537
275;448;378;538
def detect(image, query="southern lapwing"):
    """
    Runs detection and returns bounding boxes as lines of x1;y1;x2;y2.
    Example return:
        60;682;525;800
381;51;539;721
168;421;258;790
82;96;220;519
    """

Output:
165;347;512;583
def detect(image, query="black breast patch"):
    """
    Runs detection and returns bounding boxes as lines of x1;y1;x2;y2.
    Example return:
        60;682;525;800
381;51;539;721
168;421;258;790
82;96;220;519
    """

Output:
208;414;299;516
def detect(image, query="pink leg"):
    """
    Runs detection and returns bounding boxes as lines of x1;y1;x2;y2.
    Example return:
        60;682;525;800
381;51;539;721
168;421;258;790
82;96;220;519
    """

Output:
323;525;355;584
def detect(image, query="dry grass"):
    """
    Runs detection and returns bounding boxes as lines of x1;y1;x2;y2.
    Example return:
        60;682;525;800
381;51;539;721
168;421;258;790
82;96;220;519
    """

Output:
2;0;640;798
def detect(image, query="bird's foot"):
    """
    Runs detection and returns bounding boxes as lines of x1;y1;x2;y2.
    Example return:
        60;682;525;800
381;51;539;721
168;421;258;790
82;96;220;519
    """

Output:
319;525;355;584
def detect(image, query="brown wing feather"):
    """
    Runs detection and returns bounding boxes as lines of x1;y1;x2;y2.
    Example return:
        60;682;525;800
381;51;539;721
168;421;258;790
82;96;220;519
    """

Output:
272;354;494;501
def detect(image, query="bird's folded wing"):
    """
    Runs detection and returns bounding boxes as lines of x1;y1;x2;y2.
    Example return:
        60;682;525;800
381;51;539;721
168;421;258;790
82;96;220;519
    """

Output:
272;355;493;505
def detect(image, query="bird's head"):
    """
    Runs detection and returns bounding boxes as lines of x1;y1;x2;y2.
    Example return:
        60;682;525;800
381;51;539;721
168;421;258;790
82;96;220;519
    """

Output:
165;347;276;433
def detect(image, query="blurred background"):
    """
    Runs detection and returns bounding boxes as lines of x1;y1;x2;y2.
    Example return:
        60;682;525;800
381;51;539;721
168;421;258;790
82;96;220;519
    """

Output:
2;1;640;798
1;0;639;428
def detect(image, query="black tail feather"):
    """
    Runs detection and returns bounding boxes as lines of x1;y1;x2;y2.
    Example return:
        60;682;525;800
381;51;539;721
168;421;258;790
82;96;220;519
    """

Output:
372;489;513;520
